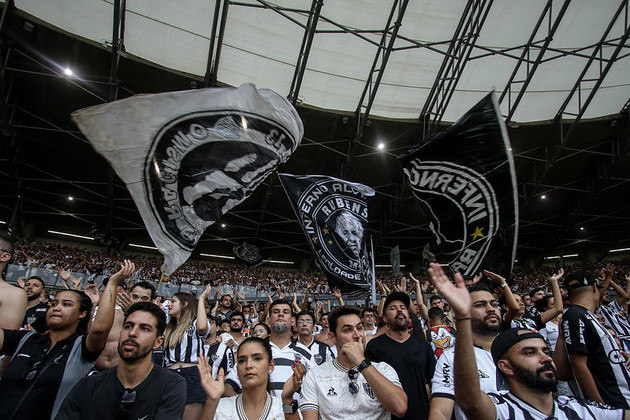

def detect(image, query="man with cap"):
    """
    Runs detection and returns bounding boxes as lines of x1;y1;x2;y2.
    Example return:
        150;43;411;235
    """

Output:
558;269;630;409
429;282;502;420
428;263;628;420
365;291;435;420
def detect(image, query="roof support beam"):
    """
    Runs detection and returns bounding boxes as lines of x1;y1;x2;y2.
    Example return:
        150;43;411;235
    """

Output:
525;0;630;200
205;0;230;87
354;0;409;143
288;0;323;105
106;0;126;235
419;0;494;138
500;0;572;124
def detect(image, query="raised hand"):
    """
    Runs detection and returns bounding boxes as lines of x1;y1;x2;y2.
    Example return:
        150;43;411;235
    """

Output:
282;359;306;399
483;270;506;284
153;296;164;309
201;284;212;300
428;263;471;318
332;288;342;298
473;272;483;284
550;268;564;282
85;284;100;306
17;276;26;288
376;280;386;295
197;355;225;401
117;290;133;313
110;260;136;285
603;263;615;279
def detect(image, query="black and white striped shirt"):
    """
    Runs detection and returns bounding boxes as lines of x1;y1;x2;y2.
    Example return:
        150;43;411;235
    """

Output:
562;304;630;409
164;319;210;366
204;340;234;380
489;392;623;419
598;300;630;349
302;338;335;365
269;341;317;398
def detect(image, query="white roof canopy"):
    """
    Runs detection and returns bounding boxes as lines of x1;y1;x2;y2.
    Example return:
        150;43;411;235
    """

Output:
15;0;630;123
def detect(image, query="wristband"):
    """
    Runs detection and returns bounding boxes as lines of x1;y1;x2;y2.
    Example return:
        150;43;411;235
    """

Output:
499;282;508;288
283;400;298;414
357;358;372;373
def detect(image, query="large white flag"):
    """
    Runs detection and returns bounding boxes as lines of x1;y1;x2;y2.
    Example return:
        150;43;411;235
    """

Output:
72;84;303;275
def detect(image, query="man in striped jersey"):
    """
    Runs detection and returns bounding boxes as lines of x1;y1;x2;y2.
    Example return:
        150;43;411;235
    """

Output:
225;299;317;400
428;263;629;420
296;310;334;365
561;270;630;409
597;264;630;351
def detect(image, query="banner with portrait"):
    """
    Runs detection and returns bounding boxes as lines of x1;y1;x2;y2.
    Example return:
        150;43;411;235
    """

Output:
278;173;374;299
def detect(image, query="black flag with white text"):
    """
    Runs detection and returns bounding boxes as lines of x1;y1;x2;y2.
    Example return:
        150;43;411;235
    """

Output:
398;93;518;278
278;174;375;298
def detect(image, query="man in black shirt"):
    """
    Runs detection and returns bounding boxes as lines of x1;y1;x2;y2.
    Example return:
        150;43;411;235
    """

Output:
56;302;186;419
366;291;436;420
22;276;49;333
560;270;630;409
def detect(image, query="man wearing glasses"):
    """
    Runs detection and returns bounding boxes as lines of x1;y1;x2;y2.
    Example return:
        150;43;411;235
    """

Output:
55;302;186;419
300;305;408;419
297;310;335;365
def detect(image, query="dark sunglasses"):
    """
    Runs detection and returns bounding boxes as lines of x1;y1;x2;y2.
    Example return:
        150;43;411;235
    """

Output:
348;368;359;394
116;389;137;420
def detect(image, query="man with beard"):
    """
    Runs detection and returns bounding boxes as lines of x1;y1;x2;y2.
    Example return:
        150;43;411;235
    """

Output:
428;263;627;420
213;293;234;322
429;283;502;420
22;276;49;333
365;291;435;420
224;299;316;399
219;311;246;351
56;302;186;419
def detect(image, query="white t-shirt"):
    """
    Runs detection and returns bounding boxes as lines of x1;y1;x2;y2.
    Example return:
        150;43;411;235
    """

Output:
214;393;284;420
431;345;498;420
300;358;402;420
541;321;559;352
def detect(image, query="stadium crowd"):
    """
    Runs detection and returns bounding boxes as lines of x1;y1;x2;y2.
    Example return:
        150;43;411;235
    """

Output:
3;234;630;419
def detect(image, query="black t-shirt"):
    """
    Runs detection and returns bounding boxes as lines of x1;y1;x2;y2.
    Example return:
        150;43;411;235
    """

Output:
0;330;101;420
23;301;49;333
562;304;630;409
55;364;186;420
365;334;436;420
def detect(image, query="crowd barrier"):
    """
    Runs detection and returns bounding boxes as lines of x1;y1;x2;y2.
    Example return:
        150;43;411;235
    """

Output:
4;264;368;305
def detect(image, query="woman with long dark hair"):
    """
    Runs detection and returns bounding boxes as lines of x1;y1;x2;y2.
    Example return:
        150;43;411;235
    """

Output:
164;285;211;420
0;259;133;420
198;336;305;419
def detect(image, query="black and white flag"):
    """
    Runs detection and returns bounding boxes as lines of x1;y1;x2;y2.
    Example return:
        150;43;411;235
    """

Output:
398;92;518;278
72;84;303;275
390;245;401;275
278;174;374;298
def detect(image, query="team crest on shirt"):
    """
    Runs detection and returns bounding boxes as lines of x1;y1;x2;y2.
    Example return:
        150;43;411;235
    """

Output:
294;352;302;362
187;325;195;337
478;369;490;379
363;383;376;399
313;354;323;365
608;348;625;364
211;353;219;362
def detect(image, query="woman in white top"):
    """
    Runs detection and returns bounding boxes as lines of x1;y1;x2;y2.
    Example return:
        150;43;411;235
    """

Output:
198;337;304;420
165;285;211;420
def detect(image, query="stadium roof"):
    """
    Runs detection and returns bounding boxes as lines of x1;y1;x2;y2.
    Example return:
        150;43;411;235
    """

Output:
1;0;629;270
